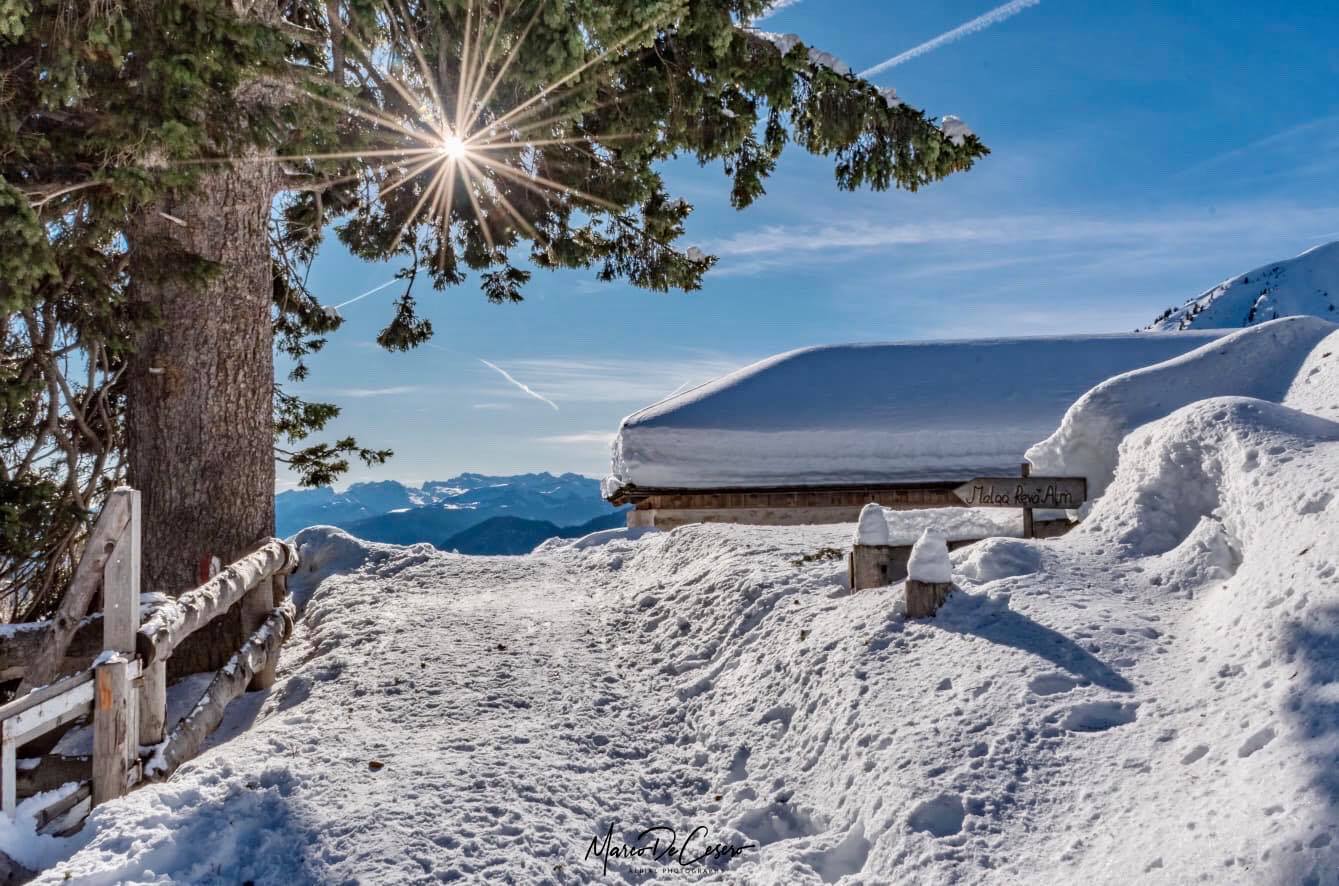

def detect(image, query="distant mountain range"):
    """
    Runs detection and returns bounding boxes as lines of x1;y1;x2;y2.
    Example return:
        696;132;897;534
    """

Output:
1148;241;1338;330
440;512;628;555
276;472;625;553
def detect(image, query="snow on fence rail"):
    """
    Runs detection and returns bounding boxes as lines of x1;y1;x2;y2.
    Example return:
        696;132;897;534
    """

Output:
0;487;298;837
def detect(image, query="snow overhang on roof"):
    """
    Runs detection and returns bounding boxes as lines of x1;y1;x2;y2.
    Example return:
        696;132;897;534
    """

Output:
603;331;1229;501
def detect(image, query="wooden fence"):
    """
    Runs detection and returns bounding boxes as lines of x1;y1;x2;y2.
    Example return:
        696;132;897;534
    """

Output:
0;487;298;836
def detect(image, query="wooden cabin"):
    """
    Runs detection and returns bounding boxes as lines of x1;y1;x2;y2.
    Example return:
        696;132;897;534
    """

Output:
604;332;1224;529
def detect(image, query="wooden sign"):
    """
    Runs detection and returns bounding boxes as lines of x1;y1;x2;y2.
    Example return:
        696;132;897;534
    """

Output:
953;477;1087;509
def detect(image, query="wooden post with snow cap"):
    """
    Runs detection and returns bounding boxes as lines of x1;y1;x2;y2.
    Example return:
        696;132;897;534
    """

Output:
905;528;953;618
850;504;896;591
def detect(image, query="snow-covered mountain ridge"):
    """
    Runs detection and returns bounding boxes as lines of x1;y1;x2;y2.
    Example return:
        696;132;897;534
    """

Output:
275;471;618;545
1147;240;1339;330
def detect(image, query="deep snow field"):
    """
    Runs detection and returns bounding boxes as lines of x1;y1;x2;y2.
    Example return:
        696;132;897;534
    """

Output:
16;318;1339;884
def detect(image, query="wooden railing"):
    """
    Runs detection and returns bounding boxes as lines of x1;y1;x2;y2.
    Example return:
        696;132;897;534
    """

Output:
0;487;298;836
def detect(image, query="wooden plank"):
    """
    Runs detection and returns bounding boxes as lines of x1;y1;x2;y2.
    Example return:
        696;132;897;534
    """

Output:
13;698;91;748
15;490;130;697
6;676;94;743
612;480;967;507
101;491;141;656
0;670;95;723
92;657;130;806
35;783;90;833
952;476;1087;509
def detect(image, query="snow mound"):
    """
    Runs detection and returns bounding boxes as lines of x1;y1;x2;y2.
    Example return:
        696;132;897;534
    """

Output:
531;525;657;554
1027;316;1337;503
1147;240;1339;330
1080;396;1339;556
854;503;890;545
954;537;1042;583
606;331;1223;494
907;528;951;583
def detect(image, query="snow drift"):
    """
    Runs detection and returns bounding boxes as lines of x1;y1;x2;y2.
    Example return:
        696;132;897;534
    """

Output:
1147;240;1339;331
1028;316;1338;501
605;331;1223;495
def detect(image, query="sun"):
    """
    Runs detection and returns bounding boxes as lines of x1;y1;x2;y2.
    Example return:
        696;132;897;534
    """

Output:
439;134;468;161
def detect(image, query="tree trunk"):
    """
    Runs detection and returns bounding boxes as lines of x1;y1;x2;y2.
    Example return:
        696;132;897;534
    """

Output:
125;163;280;677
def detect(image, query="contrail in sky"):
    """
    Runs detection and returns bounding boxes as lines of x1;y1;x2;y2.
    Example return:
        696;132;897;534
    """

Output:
479;359;560;411
860;0;1040;78
332;278;399;310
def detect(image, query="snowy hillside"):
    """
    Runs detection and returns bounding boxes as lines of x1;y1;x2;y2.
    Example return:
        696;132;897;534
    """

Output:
20;322;1338;884
1147;241;1339;331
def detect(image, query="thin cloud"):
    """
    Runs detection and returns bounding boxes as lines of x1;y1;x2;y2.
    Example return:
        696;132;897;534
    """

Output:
1182;113;1339;177
537;432;617;445
711;203;1339;276
335;385;422;398
861;0;1040;77
471;402;513;410
479;359;560;411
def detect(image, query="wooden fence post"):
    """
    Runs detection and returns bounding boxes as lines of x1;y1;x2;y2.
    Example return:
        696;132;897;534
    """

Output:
1021;463;1035;540
241;574;277;691
138;661;166;746
95;488;140;802
905;580;952;618
1;722;15;817
849;544;897;591
92;658;130;805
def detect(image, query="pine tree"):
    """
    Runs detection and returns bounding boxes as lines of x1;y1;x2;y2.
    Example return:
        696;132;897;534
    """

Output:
1;1;986;641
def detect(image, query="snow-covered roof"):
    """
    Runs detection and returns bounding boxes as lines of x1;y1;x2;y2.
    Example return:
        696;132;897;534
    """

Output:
605;331;1226;496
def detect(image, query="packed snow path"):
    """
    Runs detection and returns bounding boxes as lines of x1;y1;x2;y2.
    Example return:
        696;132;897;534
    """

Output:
42;538;751;883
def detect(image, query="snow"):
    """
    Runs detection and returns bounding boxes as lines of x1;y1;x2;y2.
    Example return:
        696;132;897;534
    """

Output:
605;331;1224;495
1028;316;1338;503
37;369;1339;881
854;503;889;545
939;115;973;146
1147;240;1339;330
759;32;853;75
907;528;952;583
23;321;1339;884
0;784;85;871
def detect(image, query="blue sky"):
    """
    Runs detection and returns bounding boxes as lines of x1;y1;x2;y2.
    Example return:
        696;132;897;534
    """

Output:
284;0;1339;488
